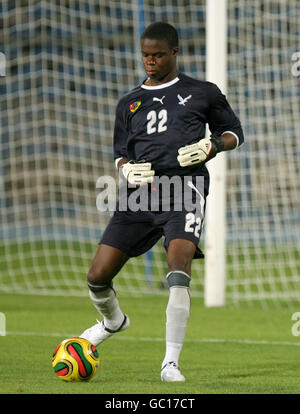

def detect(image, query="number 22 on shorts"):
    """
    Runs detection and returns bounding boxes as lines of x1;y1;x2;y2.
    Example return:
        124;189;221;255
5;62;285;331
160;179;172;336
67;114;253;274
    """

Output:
184;212;202;238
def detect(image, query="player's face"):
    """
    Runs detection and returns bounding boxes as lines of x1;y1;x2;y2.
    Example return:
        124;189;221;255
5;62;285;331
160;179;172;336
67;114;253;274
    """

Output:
141;38;178;84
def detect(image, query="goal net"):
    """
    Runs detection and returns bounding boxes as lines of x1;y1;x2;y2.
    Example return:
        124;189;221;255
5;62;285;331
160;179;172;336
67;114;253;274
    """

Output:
225;0;300;305
0;0;299;305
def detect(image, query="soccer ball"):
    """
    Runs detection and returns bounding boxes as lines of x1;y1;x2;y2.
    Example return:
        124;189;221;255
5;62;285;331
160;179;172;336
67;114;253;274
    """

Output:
52;337;100;382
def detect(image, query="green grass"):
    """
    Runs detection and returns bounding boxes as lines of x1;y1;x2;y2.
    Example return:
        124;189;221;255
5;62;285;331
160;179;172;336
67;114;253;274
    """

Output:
1;292;300;394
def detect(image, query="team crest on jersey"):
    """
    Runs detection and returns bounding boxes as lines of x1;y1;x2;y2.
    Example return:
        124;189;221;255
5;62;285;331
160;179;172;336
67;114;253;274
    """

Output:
177;94;192;106
129;101;141;113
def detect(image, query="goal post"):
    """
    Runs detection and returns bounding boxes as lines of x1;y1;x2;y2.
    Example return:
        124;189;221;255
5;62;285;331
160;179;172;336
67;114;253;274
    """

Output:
0;1;299;305
204;0;227;306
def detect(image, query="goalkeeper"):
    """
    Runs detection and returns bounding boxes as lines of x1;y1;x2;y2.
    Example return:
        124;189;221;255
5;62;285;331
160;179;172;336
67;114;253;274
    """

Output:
80;22;244;382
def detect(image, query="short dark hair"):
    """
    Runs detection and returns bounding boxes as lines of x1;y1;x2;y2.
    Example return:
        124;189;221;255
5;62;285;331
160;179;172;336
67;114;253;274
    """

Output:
141;22;179;49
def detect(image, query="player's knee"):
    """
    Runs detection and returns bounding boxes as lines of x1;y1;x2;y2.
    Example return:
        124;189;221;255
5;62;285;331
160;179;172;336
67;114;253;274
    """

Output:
87;265;112;286
167;255;191;275
167;240;195;274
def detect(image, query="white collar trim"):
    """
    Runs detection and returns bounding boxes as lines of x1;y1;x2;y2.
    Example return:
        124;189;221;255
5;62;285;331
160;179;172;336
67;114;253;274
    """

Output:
141;76;179;90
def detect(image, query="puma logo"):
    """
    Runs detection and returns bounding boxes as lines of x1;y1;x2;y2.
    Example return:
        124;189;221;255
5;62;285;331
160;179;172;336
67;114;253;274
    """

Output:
153;96;166;105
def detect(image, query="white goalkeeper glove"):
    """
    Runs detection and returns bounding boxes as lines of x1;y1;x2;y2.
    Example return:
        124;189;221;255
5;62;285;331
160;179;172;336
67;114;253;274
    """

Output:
121;160;155;185
177;136;225;167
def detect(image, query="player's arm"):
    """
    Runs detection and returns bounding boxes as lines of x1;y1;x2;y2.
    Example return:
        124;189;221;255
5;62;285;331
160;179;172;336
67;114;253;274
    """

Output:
113;99;129;168
115;157;129;170
177;84;244;167
219;131;239;150
207;83;244;147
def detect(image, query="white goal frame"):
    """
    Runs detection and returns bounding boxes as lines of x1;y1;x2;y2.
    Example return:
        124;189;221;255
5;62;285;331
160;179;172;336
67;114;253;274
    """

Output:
204;0;227;306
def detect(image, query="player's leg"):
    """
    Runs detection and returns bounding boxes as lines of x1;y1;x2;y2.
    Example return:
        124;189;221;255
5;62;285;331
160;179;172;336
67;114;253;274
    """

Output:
80;212;163;347
87;243;129;330
161;239;196;382
167;238;196;274
160;175;207;381
88;243;129;285
80;243;130;346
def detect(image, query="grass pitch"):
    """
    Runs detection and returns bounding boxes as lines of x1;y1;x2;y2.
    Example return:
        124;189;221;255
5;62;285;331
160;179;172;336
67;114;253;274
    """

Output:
0;292;300;394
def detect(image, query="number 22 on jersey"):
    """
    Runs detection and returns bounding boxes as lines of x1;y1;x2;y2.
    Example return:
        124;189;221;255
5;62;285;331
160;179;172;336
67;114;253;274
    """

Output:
147;109;168;135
